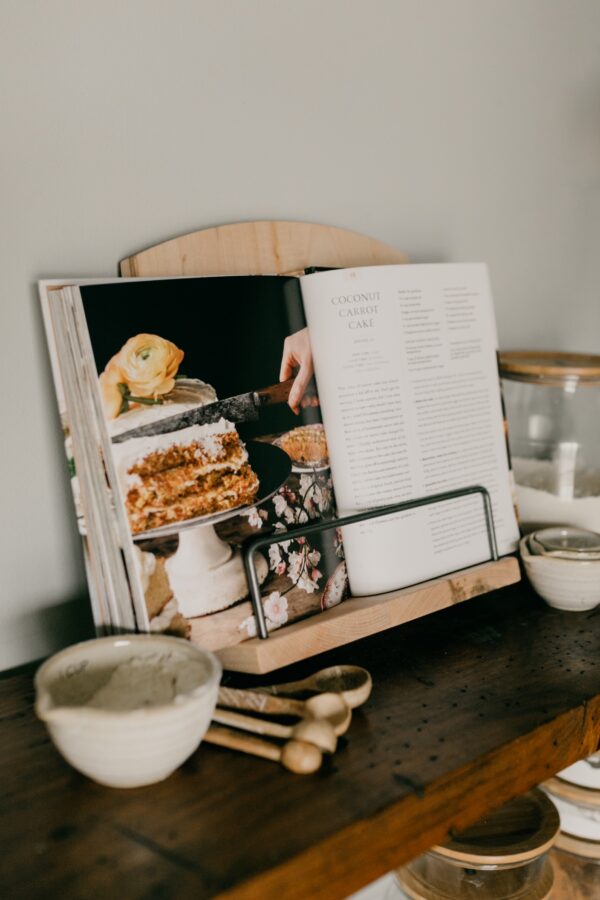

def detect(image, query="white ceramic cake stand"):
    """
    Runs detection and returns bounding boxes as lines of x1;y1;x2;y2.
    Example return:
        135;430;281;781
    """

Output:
133;442;291;618
167;517;268;618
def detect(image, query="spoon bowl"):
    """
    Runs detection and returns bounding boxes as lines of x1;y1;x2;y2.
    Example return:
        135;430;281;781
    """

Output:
304;692;352;735
280;740;323;774
290;718;338;754
260;665;373;709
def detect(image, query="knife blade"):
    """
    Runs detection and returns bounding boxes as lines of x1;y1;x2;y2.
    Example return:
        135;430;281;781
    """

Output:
111;378;295;443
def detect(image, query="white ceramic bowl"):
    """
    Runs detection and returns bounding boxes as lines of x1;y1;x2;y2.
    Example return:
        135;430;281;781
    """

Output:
542;782;600;841
520;536;600;612
558;753;600;790
35;634;221;788
547;793;600;841
529;527;600;561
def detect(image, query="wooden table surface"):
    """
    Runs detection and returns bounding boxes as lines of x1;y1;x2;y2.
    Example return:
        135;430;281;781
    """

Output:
2;581;599;900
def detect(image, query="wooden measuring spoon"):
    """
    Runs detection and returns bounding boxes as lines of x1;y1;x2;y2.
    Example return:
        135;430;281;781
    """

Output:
205;724;323;774
258;665;372;709
212;708;337;753
217;686;352;735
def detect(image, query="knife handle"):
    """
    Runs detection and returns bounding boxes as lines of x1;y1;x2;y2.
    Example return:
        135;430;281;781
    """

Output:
255;378;295;407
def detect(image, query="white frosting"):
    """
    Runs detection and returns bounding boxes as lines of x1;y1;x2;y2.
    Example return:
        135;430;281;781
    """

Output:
109;380;217;436
108;380;240;492
112;416;237;483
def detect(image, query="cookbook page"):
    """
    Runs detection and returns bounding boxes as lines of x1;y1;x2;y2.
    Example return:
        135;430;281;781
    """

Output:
40;281;123;632
73;275;348;648
40;281;141;632
300;263;520;596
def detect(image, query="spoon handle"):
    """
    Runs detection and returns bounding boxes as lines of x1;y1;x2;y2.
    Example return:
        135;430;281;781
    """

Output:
213;708;290;739
257;678;310;698
205;724;282;762
205;725;323;774
218;686;306;717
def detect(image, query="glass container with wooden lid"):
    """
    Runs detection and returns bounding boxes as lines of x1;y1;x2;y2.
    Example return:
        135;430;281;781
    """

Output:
498;352;600;534
394;789;559;899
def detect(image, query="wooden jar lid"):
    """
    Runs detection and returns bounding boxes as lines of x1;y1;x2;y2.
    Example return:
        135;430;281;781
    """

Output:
543;776;600;809
499;351;600;385
431;789;560;866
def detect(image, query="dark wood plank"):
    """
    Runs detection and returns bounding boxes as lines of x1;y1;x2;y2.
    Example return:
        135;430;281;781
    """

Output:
1;582;599;900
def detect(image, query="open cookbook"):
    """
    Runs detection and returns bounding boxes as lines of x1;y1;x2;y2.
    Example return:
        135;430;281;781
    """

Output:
40;264;520;653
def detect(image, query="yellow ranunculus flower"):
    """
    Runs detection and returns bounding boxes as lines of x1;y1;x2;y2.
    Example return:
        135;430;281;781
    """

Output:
99;359;125;420
115;334;184;398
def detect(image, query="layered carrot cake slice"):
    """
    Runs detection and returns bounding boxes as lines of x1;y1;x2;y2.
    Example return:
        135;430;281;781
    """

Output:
110;383;259;534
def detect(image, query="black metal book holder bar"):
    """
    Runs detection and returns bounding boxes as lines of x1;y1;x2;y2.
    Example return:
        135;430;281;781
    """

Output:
243;485;499;640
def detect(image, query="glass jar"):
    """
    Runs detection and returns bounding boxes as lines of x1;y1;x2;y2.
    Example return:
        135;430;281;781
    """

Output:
394;789;559;899
499;352;600;533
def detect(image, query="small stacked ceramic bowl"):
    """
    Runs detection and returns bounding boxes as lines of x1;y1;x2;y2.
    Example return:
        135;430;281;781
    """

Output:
35;634;221;788
558;752;600;791
519;526;600;611
542;775;600;846
542;751;600;865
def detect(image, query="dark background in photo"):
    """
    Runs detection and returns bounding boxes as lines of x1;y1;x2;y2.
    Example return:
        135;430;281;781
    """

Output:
81;276;319;438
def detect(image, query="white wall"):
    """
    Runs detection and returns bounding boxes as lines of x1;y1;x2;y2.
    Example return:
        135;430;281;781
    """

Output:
1;0;599;670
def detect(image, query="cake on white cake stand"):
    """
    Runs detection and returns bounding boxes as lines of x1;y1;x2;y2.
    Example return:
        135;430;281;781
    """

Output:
133;441;291;618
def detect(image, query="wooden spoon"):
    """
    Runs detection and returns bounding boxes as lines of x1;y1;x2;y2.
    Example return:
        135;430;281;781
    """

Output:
205;724;322;774
213;707;338;753
258;665;373;709
217;686;352;735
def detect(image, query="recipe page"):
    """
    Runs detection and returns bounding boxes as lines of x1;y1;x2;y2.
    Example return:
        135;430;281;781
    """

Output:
300;263;520;595
73;274;347;646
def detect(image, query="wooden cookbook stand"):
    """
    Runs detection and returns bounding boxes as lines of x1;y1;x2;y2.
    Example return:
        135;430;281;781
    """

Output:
120;221;520;673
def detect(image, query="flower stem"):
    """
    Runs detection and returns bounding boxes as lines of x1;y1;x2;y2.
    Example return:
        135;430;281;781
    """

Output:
127;394;164;406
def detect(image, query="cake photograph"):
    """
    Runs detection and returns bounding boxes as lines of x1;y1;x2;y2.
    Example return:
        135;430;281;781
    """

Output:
80;277;348;650
103;344;261;535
